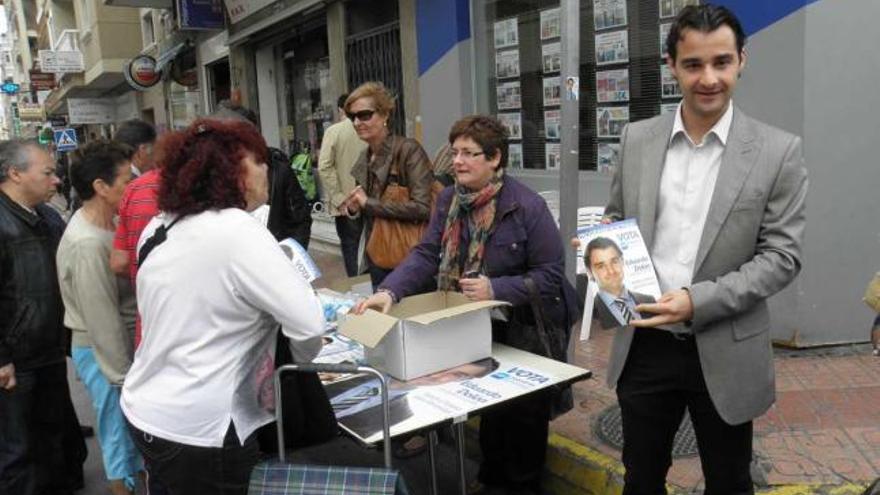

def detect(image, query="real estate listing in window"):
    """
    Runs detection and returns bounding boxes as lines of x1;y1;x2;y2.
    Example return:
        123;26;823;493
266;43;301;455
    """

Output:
543;76;561;107
498;112;523;140
544;110;560;140
593;0;627;31
542;42;561;74
597;142;621;173
494;18;519;49
495;49;520;79
540;7;561;40
595;30;629;66
508;143;524;169
596;106;629;138
496;81;522;110
660;64;682;98
545;142;561;170
596;69;629;103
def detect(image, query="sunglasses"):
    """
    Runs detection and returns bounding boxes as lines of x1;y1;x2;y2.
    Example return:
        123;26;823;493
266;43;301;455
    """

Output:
346;109;377;122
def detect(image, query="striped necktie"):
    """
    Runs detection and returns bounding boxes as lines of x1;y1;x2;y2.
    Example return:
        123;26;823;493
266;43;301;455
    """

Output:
614;298;632;324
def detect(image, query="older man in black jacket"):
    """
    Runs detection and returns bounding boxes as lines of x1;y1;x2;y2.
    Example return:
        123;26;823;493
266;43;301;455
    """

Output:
0;139;82;495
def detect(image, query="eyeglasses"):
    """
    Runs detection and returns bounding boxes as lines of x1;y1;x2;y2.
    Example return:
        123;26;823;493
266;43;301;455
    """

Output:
450;149;485;160
346;109;377;122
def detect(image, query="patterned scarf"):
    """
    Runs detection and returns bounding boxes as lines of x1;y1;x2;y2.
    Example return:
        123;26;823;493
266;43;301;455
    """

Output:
437;168;505;291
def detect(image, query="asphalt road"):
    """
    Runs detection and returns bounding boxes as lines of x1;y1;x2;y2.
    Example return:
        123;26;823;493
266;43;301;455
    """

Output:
68;361;479;494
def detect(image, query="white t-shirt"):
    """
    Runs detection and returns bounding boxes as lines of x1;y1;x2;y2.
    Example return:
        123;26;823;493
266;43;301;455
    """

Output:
120;208;325;447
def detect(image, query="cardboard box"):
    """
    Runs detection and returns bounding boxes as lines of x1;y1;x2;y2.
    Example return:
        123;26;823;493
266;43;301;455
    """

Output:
338;291;507;380
327;274;373;298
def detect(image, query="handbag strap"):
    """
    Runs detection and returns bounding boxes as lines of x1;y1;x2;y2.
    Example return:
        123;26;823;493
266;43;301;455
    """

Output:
523;275;554;358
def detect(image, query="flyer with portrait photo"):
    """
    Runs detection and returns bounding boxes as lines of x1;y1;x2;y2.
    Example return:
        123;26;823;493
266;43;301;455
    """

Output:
576;219;661;340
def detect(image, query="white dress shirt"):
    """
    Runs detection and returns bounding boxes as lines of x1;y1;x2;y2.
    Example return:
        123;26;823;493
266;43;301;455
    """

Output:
120;208;325;447
652;102;733;329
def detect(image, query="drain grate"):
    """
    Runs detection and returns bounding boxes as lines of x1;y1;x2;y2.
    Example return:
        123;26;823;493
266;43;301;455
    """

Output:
593;405;699;458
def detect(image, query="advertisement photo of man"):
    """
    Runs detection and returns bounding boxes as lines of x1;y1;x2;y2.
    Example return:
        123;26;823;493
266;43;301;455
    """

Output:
584;236;656;330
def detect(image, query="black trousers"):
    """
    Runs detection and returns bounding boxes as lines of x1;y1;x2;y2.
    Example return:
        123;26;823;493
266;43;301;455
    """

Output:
0;362;85;495
335;215;363;277
478;391;552;494
128;421;259;495
616;329;753;495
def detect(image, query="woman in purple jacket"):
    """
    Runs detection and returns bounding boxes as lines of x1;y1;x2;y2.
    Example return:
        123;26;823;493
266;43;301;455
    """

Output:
356;115;566;494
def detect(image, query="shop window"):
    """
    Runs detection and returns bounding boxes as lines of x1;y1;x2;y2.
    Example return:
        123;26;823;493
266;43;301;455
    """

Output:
472;0;692;172
280;28;333;157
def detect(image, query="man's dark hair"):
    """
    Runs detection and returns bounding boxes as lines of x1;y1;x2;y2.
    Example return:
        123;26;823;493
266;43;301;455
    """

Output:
0;139;40;183
70;140;133;201
666;4;747;62
337;93;349;110
113;119;156;149
584;236;624;267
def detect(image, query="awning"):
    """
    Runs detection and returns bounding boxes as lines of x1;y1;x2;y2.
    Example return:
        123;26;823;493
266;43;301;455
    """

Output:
225;0;323;46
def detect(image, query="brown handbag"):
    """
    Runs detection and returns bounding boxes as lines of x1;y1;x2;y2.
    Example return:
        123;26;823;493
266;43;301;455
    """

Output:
365;139;428;269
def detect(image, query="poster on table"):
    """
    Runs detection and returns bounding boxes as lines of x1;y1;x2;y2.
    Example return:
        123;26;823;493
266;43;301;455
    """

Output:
661;64;682;98
543;76;561;107
545;142;561;170
660;0;700;19
495;49;520;79
494;18;519;49
594;0;627;31
508;143;524;169
597;142;620;174
596;106;629;138
660;23;672;58
596;69;629;103
544;110;560;140
540;7;561;40
498;112;522;140
595;30;630;65
496;81;522;110
326;356;562;443
575;219;661;340
542;42;561;74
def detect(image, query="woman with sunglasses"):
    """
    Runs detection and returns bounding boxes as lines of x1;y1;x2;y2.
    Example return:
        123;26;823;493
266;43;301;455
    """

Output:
339;81;433;288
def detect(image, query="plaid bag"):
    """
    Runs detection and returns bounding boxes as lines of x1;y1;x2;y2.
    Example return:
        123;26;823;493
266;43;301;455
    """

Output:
249;462;409;495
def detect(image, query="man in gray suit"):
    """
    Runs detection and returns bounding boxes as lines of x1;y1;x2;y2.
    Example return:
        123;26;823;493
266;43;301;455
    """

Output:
604;4;807;494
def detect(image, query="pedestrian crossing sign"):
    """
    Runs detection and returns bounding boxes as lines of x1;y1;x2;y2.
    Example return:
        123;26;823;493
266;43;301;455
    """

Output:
54;128;78;151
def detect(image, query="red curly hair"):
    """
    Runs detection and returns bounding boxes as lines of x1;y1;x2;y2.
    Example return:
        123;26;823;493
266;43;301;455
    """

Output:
157;118;268;215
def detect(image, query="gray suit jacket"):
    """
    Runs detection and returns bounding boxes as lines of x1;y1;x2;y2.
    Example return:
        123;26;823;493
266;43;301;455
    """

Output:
604;107;808;425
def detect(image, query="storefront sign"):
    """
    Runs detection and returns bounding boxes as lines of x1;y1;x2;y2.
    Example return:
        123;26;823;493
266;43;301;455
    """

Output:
124;55;161;91
224;0;273;24
0;82;20;94
178;0;224;30
49;116;67;128
18;103;45;121
39;50;85;73
68;98;116;124
29;71;56;90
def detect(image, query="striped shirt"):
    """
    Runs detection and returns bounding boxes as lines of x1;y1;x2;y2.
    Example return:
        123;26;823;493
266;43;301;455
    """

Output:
113;169;160;346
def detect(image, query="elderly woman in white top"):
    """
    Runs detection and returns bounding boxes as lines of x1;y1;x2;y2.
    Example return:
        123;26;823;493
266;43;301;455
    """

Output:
120;119;325;494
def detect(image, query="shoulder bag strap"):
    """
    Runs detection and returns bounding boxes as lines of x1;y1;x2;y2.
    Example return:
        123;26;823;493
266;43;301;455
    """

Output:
523;274;554;358
137;215;185;267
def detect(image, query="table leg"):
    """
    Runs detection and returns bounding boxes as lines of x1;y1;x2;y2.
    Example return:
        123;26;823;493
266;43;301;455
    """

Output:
427;430;439;495
454;422;467;495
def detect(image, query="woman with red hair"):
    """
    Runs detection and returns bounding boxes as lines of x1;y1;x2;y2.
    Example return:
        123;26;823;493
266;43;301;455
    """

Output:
120;119;325;494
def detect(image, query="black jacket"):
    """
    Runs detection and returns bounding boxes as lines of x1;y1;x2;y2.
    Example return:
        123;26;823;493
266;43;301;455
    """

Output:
267;147;312;248
0;192;66;370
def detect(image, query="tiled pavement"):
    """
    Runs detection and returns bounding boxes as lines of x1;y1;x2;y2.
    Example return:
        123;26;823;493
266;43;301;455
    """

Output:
310;244;880;492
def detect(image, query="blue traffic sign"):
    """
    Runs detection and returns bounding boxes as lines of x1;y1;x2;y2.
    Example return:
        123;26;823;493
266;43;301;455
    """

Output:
54;128;78;151
0;82;20;94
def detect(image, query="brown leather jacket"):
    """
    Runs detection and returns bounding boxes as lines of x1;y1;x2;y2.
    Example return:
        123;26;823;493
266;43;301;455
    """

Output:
350;134;433;226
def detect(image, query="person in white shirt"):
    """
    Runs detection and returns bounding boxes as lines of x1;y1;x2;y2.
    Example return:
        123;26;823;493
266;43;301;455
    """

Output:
120;118;325;495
